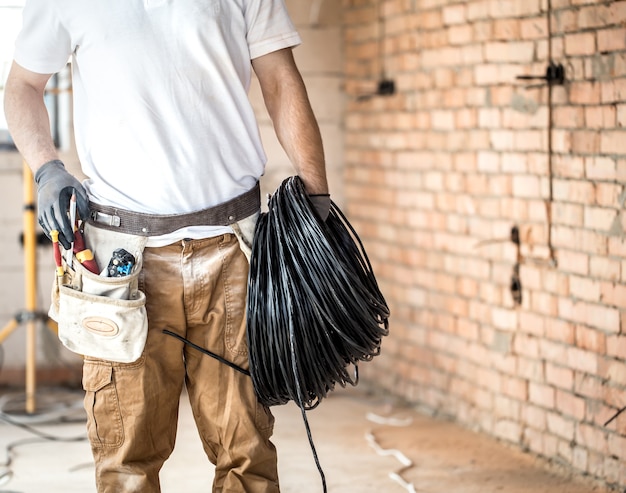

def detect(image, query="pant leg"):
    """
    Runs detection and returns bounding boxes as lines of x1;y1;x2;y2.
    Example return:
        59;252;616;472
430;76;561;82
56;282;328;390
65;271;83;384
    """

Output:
182;234;279;493
82;242;188;493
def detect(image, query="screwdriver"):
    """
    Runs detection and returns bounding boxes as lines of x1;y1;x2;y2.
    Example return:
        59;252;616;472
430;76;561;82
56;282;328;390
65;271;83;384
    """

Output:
73;225;99;274
50;229;64;277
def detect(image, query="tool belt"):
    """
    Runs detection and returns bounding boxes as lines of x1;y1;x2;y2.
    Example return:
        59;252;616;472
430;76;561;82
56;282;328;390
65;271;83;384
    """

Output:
50;224;149;364
88;182;261;236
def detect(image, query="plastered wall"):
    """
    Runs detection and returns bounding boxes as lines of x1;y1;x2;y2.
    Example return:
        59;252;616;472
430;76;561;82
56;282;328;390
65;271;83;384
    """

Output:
342;0;626;489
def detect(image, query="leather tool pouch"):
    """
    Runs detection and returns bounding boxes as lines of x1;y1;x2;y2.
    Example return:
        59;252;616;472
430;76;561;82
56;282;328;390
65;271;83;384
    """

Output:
49;223;148;363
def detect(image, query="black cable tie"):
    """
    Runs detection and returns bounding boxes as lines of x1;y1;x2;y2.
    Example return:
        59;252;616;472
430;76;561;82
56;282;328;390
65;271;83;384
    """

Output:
162;329;250;377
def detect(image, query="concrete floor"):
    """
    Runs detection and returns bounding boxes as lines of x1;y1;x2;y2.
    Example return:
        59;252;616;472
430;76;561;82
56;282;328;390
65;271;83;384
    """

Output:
0;386;613;493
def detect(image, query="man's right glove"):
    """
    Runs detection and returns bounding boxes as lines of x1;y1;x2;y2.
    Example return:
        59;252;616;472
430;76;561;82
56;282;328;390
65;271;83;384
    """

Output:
34;159;90;250
309;193;331;222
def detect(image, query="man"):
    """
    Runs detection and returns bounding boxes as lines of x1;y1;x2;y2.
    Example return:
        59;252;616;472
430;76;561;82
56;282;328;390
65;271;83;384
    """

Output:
4;1;329;492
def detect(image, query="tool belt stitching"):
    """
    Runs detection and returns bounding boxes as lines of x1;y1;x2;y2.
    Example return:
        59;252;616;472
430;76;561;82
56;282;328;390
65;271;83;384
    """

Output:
88;182;260;237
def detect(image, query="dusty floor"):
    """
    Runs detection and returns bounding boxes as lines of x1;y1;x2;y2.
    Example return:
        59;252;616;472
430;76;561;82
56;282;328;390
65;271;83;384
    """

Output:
0;386;613;493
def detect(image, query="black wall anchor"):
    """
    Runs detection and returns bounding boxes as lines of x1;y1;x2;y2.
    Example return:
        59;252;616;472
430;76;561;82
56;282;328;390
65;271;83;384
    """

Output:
516;62;565;86
510;226;522;306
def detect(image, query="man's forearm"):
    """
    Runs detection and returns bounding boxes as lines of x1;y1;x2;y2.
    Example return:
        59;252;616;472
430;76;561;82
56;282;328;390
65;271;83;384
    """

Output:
4;63;58;171
272;78;328;195
254;49;328;195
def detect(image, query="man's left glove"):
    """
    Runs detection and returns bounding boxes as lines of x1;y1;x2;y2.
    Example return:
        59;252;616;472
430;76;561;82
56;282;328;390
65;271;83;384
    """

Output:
34;159;91;250
309;194;331;222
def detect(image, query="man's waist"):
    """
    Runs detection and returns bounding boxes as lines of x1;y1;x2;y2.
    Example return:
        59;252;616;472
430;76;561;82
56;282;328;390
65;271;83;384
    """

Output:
88;182;260;237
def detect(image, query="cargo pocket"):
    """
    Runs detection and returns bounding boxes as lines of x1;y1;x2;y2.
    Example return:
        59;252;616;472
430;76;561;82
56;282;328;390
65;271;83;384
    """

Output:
221;237;249;362
82;361;123;449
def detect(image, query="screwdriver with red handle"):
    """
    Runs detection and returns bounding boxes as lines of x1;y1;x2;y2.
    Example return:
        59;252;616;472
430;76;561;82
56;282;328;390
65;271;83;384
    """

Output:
72;224;99;274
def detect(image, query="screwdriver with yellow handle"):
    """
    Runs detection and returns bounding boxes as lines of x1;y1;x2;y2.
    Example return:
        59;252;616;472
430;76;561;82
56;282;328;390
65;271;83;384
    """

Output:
50;229;64;277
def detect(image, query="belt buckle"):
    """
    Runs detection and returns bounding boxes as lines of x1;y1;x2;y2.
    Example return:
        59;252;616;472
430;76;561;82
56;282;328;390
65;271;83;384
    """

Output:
91;211;122;228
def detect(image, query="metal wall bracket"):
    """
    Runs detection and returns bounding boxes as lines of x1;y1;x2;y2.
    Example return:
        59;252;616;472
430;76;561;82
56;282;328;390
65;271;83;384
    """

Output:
516;62;565;87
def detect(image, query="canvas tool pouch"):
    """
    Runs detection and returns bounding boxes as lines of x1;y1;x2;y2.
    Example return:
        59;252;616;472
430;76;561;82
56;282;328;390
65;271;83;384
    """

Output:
49;223;148;363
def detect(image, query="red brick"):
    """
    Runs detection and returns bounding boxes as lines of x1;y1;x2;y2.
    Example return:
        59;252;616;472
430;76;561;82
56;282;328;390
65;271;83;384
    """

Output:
529;382;556;409
577;3;613;29
489;0;541;18
551;7;578;34
494;420;522;442
600;131;626;156
553;106;585;128
609;236;626;257
564;32;597;56
547;411;576;440
553;154;585;179
585;105;616;130
521;404;546;429
576;423;608;454
569;81;601;105
598;27;626;52
589;256;621;282
610;0;626;24
553;179;595;204
587;303;621;333
606;335;626;359
484;41;535;63
570;276;601;303
603;359;626;386
545;318;575;345
567;346;599;373
442;3;466;25
608;433;626;458
576;325;606;353
552;202;584;227
493;19;521;40
572;446;589;473
571;130;601;154
584;206;617;232
615;104;626;127
600;282;626;310
520;17;548;40
595;182;622;208
601;79;626;104
546;363;574;390
531;291;558;317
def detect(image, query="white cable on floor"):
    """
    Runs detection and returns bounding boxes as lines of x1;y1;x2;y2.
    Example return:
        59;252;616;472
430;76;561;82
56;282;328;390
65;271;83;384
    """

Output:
0;390;85;425
366;412;417;493
365;431;416;492
366;412;413;427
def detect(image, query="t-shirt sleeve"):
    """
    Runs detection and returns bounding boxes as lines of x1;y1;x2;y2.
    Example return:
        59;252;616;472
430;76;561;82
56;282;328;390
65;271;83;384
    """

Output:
13;0;73;74
244;0;302;60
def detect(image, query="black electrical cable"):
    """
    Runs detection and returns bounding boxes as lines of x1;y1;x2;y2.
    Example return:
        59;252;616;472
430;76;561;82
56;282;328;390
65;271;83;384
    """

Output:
246;176;390;492
166;176;390;492
247;176;389;409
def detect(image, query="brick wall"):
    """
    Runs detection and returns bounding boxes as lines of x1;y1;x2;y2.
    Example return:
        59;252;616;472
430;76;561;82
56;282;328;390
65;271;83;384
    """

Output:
343;0;626;489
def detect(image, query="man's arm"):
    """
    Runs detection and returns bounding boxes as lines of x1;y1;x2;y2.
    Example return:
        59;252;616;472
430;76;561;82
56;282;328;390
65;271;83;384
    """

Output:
252;48;328;196
3;61;58;172
4;61;90;248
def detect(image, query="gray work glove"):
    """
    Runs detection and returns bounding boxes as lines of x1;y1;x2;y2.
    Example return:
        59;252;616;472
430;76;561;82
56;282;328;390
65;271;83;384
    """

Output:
34;159;90;250
309;194;331;222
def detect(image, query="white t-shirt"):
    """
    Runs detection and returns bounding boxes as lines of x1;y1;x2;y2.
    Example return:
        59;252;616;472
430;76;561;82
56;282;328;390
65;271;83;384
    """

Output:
14;0;301;245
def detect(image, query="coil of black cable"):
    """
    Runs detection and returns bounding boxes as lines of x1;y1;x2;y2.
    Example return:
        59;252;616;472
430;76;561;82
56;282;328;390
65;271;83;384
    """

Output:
246;176;390;410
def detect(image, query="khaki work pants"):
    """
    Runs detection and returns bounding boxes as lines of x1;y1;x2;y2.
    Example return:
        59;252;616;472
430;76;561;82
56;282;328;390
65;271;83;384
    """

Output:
81;234;279;492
